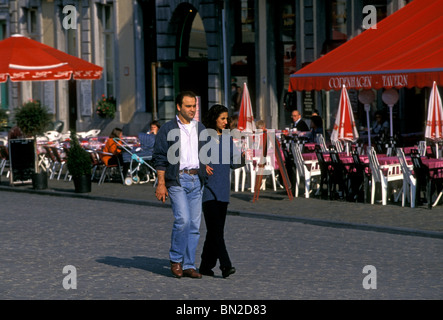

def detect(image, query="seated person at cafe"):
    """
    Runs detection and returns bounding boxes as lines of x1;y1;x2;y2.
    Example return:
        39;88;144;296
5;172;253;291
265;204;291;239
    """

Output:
372;111;389;136
122;121;161;181
308;115;329;143
148;120;161;135
137;120;161;159
102;127;129;177
291;110;310;131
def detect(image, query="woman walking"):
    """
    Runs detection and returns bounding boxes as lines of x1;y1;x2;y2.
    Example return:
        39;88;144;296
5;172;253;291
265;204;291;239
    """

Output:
199;104;245;278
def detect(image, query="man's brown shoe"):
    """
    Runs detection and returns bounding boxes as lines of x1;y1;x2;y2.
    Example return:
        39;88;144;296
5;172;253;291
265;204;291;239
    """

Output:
170;262;183;278
183;268;202;279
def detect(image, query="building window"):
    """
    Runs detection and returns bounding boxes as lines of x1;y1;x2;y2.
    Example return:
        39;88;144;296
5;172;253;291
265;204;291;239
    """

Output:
99;4;115;97
323;0;348;54
330;0;347;41
240;0;254;43
233;0;255;45
27;8;39;39
282;0;296;80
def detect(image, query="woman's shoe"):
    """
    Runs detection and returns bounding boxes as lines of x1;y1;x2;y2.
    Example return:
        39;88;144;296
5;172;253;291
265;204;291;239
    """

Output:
199;268;214;277
221;267;236;278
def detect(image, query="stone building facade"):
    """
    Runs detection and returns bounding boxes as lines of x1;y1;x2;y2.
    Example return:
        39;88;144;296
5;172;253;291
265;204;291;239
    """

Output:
0;0;419;137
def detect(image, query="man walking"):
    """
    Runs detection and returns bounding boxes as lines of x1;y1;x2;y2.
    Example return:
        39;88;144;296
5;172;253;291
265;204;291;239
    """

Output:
153;91;207;279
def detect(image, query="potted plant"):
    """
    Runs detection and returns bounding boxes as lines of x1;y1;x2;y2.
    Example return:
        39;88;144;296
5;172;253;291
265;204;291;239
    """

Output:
13;99;52;189
96;94;116;119
66;130;92;193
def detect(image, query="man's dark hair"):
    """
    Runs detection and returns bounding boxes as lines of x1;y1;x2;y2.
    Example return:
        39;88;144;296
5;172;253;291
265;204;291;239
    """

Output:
175;91;197;106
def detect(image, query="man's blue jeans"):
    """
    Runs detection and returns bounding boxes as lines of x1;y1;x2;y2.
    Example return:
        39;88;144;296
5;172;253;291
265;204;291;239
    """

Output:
168;173;203;270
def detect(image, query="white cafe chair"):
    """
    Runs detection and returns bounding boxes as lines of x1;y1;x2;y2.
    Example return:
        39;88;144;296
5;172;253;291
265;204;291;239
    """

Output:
396;148;416;208
291;142;320;198
44;130;62;142
232;166;246;192
368;147;403;205
316;134;328;152
84;129;101;138
249;155;276;192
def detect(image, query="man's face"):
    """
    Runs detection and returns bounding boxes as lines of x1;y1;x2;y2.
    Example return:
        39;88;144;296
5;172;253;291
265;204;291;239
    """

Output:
177;96;197;124
291;111;300;122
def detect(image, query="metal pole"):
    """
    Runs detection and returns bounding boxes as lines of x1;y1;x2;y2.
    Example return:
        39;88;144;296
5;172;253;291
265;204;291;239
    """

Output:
365;104;371;149
151;62;159;121
222;9;230;111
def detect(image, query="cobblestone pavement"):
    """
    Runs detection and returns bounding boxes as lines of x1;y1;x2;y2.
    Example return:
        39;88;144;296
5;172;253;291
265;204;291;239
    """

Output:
0;179;442;301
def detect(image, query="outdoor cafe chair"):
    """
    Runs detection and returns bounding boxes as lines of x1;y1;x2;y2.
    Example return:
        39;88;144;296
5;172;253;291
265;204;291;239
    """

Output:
0;145;9;177
249;156;277;192
333;139;344;152
44;130;62;142
84;129;101;138
329;149;348;200
233;166;246;192
43;146;60;180
410;150;443;209
87;149;104;182
349;149;369;202
291;142;320;198
418;141;427;157
314;144;330;199
232;139;246;192
316;134;328;152
368;147;403;206
97;150;125;185
50;146;68;180
396;148;416;208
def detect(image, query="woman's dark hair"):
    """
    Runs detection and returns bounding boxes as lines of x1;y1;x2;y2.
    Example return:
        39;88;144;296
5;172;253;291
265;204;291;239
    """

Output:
150;120;161;129
109;127;122;138
310;115;323;128
203;104;229;131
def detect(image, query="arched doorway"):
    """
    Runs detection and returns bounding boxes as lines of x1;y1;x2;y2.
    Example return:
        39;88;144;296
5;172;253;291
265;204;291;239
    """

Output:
173;4;209;118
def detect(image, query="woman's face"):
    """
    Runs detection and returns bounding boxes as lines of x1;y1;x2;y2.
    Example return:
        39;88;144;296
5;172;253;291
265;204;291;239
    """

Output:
150;125;159;135
216;112;229;132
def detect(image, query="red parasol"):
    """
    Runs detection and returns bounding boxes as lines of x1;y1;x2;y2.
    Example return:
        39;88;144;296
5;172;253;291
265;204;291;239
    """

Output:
237;82;256;132
425;81;443;141
425;81;443;158
0;34;102;82
330;85;359;144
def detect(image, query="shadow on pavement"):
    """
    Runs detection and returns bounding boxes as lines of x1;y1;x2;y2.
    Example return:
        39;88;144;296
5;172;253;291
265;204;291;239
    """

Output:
96;256;171;277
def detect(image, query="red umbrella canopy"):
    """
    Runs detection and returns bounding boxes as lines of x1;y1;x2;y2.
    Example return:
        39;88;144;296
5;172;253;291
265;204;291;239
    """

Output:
330;85;359;142
425;81;443;141
0;34;103;82
237;82;256;132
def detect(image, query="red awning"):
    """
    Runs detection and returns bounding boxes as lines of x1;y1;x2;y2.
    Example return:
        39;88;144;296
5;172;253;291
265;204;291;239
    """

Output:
0;34;103;82
289;0;443;92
